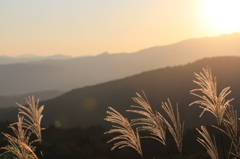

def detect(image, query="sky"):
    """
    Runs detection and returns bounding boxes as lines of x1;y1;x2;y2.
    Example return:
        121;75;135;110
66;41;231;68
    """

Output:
1;0;240;57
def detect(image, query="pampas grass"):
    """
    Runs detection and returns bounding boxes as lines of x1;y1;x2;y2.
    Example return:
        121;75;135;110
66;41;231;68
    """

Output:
127;92;167;146
0;96;44;159
104;107;143;157
222;105;240;158
105;91;184;159
161;99;184;156
196;126;219;159
127;93;184;155
213;105;240;158
104;67;239;159
127;92;171;158
189;67;234;126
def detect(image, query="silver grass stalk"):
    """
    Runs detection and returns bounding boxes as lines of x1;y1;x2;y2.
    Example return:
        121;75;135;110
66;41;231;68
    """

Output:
161;99;184;155
127;92;167;145
16;96;45;143
0;96;44;159
196;126;219;159
213;105;240;158
223;105;240;158
1;116;38;159
189;67;234;126
104;107;143;157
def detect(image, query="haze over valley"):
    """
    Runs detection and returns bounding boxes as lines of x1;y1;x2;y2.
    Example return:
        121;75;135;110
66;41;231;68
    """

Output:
1;33;239;98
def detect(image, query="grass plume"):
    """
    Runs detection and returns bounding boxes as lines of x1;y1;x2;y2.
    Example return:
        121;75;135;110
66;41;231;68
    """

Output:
0;96;44;159
127;92;167;145
161;99;184;156
213;105;240;158
190;67;234;126
103;66;240;159
110;92;184;158
104;107;143;157
196;126;219;159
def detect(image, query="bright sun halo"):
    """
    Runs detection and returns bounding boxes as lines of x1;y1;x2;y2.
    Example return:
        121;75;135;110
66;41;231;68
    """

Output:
203;0;240;33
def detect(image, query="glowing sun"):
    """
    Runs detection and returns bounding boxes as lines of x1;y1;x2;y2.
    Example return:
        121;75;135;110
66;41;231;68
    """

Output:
203;0;240;33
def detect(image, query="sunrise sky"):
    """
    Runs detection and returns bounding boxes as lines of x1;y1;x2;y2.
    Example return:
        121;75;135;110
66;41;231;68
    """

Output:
1;0;240;57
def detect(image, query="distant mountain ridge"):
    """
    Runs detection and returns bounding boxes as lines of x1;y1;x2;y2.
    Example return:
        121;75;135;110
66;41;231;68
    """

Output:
0;54;73;65
1;32;240;95
0;56;240;129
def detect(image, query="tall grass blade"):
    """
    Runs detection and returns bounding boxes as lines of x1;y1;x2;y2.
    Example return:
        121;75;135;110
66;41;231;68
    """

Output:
104;107;143;157
127;92;167;146
197;126;219;159
161;99;184;156
0;96;44;159
189;67;233;126
213;105;240;158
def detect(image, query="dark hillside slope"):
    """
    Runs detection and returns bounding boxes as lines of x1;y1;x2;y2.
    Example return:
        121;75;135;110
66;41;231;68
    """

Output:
0;56;240;129
0;90;63;108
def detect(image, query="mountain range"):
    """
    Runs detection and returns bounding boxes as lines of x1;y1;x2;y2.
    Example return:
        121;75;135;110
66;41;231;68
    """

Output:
0;54;73;65
0;56;239;130
1;32;240;96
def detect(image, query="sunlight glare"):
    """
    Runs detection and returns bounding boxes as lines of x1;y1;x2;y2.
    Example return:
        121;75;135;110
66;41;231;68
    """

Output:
203;0;240;33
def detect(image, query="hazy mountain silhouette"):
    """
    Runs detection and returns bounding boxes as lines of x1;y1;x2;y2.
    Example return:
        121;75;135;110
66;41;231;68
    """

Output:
0;56;239;129
1;32;240;95
0;90;63;108
0;54;73;65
